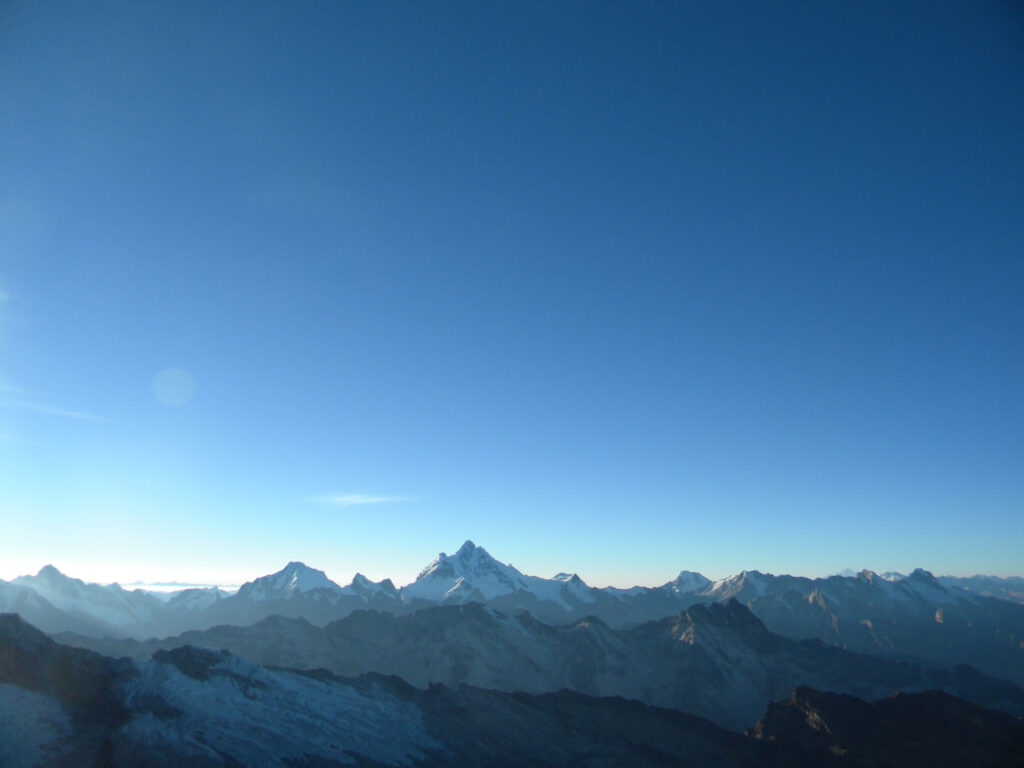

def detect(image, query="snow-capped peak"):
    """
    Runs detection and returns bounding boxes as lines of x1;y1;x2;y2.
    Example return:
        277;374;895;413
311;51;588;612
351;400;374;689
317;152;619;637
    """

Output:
340;573;398;600
235;562;341;601
669;570;711;594
704;570;772;600
405;541;527;602
402;540;596;609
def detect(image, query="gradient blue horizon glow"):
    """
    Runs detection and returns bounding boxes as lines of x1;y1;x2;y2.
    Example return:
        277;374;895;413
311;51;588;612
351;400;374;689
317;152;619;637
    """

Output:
1;1;1022;588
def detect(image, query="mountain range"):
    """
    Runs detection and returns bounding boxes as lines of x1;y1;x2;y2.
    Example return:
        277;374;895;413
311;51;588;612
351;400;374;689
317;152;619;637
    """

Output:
4;613;1023;768
61;598;1024;732
4;541;1023;686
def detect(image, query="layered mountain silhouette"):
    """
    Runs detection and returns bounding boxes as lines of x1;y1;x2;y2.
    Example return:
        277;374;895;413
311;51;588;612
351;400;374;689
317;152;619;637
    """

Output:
4;613;1024;768
5;541;1023;688
60;598;1024;732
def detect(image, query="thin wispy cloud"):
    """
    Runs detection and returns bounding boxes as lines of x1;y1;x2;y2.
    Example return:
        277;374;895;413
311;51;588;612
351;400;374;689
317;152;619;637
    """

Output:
309;493;414;507
0;399;106;421
0;383;106;422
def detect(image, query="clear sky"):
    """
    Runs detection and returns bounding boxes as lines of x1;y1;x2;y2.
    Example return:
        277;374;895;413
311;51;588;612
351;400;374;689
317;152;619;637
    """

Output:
1;1;1022;588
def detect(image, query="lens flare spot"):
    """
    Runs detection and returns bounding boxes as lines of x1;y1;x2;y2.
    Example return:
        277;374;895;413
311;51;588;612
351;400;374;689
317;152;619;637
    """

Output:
152;368;196;407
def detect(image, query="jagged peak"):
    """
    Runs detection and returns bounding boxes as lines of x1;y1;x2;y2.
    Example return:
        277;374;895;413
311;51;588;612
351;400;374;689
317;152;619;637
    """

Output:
418;541;503;577
237;561;341;600
345;572;398;596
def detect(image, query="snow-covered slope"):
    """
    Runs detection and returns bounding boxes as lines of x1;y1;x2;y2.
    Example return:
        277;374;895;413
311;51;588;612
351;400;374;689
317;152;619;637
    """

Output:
121;647;436;767
233;561;342;601
401;540;596;610
402;541;530;602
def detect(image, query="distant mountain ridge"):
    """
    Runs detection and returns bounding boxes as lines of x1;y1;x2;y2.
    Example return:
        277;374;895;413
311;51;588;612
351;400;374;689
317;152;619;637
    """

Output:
3;541;1023;686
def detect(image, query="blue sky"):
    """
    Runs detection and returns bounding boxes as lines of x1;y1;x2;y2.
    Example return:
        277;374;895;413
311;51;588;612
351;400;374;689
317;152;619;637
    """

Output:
1;1;1022;587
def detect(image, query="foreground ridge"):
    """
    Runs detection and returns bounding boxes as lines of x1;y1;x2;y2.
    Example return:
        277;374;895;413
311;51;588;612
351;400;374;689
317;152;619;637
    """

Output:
58;599;1024;732
3;613;1024;768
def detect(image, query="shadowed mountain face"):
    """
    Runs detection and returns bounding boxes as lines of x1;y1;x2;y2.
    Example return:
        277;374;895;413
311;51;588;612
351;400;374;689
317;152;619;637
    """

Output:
58;600;1024;732
5;613;1024;768
751;686;1024;768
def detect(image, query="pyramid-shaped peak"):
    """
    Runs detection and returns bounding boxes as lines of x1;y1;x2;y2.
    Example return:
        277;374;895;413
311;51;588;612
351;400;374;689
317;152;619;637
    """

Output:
671;570;711;592
237;561;341;600
17;564;83;588
448;540;503;566
13;564;87;593
405;541;530;602
456;540;482;556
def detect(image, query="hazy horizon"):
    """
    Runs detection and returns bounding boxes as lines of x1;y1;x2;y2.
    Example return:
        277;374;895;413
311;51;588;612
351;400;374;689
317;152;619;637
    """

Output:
2;2;1022;586
3;540;1022;593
